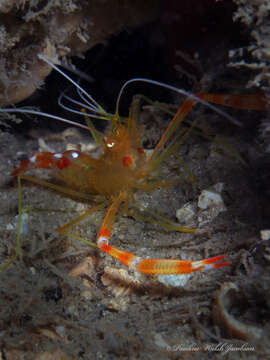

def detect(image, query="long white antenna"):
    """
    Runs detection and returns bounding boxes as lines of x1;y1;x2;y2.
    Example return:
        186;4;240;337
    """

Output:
38;54;105;114
58;93;109;120
0;55;109;130
0;107;91;131
0;56;242;132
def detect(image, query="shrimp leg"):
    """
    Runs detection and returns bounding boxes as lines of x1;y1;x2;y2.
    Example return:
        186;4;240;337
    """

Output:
146;93;267;174
196;93;267;111
97;193;230;275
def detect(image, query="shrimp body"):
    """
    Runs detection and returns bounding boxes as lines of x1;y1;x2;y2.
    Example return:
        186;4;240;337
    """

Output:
12;99;233;275
8;58;267;277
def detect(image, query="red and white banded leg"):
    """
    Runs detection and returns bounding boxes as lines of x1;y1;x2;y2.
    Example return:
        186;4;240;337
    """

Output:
97;195;230;275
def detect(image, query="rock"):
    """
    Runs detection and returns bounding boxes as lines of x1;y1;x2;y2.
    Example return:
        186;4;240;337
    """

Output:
197;183;226;226
176;202;196;226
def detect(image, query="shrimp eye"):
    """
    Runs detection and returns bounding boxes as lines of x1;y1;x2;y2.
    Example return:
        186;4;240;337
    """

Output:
107;140;115;148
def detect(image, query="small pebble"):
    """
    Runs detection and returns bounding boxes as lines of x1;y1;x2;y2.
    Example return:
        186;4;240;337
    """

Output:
260;229;270;241
176;202;196;226
157;273;192;287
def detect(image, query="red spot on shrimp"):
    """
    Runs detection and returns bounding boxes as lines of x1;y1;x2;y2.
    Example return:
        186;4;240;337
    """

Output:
122;156;132;168
55;156;70;169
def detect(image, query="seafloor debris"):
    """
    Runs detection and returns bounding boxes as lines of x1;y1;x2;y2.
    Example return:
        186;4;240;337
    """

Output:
213;282;263;341
68;256;97;301
176;182;227;229
101;266;144;311
34;349;68;360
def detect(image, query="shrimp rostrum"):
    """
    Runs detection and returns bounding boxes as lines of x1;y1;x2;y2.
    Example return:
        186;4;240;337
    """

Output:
3;55;267;276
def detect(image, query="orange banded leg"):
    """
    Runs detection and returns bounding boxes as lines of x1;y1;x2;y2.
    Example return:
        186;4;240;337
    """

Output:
98;242;230;275
196;93;268;111
148;93;267;170
97;195;230;275
97;192;126;248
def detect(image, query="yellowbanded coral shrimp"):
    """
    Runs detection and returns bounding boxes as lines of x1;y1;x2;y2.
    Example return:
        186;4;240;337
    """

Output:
1;54;268;276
